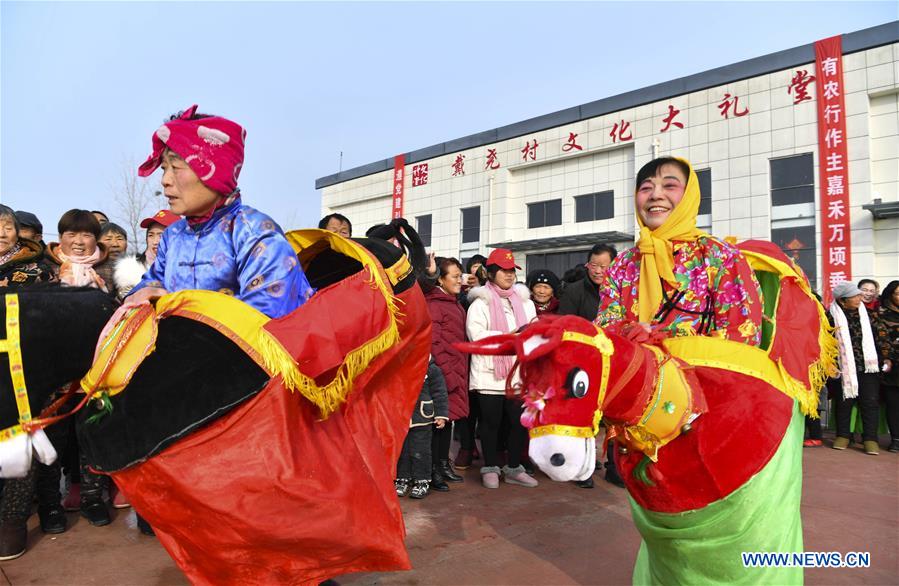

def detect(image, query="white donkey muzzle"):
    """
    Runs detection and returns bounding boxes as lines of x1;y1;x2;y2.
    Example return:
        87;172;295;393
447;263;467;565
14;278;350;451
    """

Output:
529;434;596;482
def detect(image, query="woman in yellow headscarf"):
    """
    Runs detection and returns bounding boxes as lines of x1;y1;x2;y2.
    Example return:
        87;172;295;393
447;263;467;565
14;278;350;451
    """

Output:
596;157;762;344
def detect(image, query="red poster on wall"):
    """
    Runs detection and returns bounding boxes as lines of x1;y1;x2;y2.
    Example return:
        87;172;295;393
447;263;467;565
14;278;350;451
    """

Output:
814;35;851;306
391;155;405;220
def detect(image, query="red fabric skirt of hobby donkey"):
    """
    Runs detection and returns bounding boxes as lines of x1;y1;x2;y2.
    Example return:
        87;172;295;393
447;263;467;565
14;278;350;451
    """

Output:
110;280;431;585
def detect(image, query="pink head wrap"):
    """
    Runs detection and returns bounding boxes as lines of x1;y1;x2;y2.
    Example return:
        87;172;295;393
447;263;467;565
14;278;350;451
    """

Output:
138;104;246;196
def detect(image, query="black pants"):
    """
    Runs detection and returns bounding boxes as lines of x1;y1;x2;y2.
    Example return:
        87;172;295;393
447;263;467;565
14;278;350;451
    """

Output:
456;393;479;451
805;415;823;440
477;394;526;468
834;373;881;442
80;453;109;504
432;423;452;464
397;426;432;481
883;384;899;441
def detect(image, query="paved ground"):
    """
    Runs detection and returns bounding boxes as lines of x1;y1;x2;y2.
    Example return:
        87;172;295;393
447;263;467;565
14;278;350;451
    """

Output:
2;435;897;585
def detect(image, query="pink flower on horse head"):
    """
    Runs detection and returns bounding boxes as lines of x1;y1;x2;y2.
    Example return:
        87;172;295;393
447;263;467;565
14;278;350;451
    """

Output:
521;385;556;427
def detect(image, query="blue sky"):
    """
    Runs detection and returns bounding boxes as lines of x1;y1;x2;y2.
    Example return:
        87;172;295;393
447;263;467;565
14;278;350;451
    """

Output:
1;1;895;242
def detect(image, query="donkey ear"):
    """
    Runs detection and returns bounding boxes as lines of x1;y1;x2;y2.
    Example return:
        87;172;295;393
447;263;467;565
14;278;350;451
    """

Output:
454;334;518;356
516;328;562;361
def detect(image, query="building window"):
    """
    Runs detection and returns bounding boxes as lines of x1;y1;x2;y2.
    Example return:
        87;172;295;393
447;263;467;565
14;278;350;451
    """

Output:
416;215;432;247
771;225;817;285
771;153;814;206
461;206;480;243
696;169;712;216
528;199;562;228
574;191;614;223
526;250;590;278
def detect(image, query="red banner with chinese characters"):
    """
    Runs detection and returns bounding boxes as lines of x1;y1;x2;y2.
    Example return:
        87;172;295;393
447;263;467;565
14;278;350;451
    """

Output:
391;155;405;220
814;35;851;306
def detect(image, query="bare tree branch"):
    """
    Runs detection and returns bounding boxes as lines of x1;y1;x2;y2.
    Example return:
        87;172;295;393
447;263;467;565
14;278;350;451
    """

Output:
109;156;163;251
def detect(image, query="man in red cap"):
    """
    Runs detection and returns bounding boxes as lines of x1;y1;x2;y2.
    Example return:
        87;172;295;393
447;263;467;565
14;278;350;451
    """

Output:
113;209;180;299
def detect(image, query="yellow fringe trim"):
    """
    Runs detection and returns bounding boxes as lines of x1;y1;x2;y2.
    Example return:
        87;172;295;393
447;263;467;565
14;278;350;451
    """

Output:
740;248;840;417
156;245;403;419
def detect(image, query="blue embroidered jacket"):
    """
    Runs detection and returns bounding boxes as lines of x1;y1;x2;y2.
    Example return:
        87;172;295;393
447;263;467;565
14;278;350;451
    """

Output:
129;199;312;318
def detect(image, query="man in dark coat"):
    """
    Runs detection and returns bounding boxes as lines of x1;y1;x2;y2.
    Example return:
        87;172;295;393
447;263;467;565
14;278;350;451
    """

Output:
559;244;617;320
557;243;622;489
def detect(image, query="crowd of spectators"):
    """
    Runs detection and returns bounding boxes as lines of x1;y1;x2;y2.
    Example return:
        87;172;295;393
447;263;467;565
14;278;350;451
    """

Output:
0;155;895;562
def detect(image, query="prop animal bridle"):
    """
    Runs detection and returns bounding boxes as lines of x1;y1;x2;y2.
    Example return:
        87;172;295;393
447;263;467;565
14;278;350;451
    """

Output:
525;328;614;441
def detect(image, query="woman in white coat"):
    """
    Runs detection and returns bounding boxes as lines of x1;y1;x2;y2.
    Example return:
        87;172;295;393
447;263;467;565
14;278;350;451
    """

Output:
466;248;537;489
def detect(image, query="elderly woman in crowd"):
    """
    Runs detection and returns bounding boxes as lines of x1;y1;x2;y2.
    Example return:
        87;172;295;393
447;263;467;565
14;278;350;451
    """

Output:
0;206;54;287
46;209;117;298
0;206;60;562
127;105;312;318
526;268;561;316
466;248;537;489
829;281;890;454
878;281;899;452
99;223;128;263
424;257;469;490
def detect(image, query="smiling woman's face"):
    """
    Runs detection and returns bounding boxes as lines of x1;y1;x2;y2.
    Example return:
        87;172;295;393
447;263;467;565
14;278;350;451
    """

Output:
635;163;687;230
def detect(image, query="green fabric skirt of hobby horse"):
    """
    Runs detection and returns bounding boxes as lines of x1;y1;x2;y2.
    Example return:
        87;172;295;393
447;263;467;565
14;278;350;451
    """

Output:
630;404;804;585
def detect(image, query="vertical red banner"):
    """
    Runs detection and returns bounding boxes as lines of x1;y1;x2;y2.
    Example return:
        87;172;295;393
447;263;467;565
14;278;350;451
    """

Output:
814;35;852;306
391;155;405;220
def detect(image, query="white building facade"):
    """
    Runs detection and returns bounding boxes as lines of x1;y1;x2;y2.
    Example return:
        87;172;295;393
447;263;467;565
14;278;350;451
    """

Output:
318;23;899;290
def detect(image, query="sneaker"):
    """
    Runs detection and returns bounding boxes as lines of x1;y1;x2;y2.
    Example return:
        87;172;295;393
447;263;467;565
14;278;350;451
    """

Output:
888;440;899;453
605;466;626;488
409;480;430;499
0;520;27;561
109;483;131;509
454;449;473;470
62;482;81;512
502;465;538;488
136;514;155;537
480;466;501;489
832;437;850;450
803;439;823;447
863;440;880;455
394;478;410;498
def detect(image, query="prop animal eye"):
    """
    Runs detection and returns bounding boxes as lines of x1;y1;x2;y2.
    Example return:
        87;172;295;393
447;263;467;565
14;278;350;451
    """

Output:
565;368;589;399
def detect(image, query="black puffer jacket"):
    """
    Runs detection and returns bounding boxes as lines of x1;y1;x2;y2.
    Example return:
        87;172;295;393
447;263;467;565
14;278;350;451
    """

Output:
410;360;449;427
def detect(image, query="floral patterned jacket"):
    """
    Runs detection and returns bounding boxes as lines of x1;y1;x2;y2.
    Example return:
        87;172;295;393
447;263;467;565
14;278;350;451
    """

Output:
596;236;763;346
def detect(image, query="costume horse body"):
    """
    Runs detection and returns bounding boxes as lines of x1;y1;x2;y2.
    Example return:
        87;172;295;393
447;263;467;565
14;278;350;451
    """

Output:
0;231;432;585
458;241;836;585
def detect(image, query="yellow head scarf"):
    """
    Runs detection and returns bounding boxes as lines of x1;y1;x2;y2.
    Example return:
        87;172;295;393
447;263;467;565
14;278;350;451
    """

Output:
635;157;708;323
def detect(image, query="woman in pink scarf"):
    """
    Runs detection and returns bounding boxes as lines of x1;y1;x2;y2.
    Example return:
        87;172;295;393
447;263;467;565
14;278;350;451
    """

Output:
46;209;115;297
465;248;537;489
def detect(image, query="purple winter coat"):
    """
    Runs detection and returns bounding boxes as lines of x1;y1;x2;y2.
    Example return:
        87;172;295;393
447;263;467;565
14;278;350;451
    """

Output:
425;286;470;420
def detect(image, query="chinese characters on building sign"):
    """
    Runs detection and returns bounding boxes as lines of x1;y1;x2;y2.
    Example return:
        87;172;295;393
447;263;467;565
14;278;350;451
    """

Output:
485;148;500;170
814;36;852;305
717;93;748;118
660;105;683;132
452;154;465;176
411;163;429;187
562;132;583;152
788;70;816;104
609;120;632;143
391;155;405;220
521;139;539;161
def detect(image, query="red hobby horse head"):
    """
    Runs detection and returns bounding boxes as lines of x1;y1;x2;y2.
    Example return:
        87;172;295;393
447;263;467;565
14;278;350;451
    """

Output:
457;315;622;481
457;315;703;482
